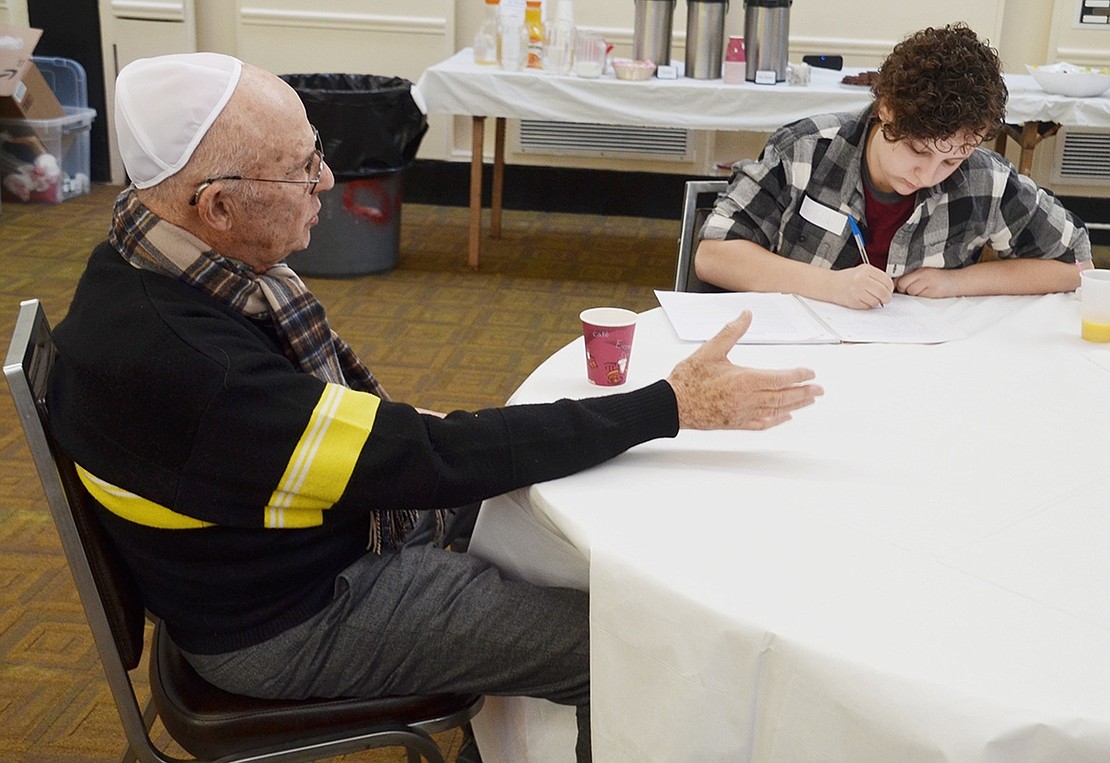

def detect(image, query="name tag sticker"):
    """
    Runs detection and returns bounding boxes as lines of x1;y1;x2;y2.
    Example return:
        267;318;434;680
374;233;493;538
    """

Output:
799;195;848;235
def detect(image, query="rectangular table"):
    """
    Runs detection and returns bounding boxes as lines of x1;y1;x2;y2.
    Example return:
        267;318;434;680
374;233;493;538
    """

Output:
413;49;1110;268
467;293;1110;762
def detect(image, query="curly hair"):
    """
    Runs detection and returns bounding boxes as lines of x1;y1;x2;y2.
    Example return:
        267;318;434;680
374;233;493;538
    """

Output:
873;23;1007;147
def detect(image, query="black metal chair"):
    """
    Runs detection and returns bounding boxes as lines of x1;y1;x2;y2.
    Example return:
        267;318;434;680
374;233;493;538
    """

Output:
674;179;729;293
3;298;482;763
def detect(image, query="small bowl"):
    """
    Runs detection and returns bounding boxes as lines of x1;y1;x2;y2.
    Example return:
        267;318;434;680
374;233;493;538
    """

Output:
612;59;656;81
1025;63;1110;98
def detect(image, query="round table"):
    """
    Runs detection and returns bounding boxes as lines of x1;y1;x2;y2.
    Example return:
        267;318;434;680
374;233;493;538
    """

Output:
470;293;1110;763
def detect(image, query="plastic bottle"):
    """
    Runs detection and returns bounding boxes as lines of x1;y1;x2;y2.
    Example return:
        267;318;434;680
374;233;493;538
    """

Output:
500;16;528;71
473;0;501;66
543;0;575;75
525;0;544;69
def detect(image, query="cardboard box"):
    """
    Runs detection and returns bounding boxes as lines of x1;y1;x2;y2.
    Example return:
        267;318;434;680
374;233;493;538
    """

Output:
0;25;65;120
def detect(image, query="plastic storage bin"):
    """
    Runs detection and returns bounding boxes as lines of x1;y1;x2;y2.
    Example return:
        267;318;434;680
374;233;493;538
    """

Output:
0;56;96;203
33;56;89;108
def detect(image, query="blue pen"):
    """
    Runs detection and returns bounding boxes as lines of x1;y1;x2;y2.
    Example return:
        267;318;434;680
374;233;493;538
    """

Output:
848;216;871;266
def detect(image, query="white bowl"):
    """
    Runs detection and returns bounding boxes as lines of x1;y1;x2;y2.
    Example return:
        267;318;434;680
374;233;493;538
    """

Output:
1025;63;1110;98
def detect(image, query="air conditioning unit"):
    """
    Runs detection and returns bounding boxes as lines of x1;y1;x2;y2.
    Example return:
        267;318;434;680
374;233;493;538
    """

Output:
1050;127;1110;185
1041;126;1110;236
517;120;694;162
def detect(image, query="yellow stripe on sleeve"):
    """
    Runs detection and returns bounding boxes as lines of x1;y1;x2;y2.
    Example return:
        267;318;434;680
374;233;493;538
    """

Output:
264;384;380;528
76;466;215;529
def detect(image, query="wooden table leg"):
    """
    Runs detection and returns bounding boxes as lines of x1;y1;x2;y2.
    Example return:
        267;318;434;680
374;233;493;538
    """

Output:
468;116;485;269
491;117;506;239
1018;121;1060;176
993;130;1008;157
998;121;1060;176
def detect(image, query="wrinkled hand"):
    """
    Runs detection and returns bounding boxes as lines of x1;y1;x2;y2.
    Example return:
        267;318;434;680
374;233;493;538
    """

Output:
895;267;960;299
666;312;823;430
830;264;894;309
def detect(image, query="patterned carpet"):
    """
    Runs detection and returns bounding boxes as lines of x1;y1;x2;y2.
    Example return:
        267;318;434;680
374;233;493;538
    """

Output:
0;184;677;762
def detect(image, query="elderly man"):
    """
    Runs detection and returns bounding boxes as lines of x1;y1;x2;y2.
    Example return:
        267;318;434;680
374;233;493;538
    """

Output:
47;53;822;762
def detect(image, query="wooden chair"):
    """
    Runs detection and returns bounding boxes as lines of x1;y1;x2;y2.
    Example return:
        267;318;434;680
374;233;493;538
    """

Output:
674;179;729;293
3;298;482;763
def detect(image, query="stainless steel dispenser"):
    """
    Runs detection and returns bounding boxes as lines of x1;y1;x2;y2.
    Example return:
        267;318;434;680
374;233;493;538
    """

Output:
633;0;677;68
685;0;729;79
744;0;791;83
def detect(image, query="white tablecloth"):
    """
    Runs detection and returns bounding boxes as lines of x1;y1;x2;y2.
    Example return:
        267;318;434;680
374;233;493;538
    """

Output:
469;293;1110;762
1005;74;1110;127
414;49;1110;131
414;50;872;132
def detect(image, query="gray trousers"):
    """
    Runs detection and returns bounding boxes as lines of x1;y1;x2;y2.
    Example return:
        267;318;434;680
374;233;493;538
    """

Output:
182;528;591;762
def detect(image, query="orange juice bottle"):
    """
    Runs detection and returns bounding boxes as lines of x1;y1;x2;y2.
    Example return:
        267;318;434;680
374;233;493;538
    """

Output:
525;0;544;69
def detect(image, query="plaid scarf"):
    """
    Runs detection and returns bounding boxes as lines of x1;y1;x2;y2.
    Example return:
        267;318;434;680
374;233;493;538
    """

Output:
110;188;439;551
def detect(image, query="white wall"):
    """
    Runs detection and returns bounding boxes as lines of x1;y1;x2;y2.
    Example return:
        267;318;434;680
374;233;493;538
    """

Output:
85;0;1109;193
97;0;459;184
0;0;29;25
1050;0;1110;67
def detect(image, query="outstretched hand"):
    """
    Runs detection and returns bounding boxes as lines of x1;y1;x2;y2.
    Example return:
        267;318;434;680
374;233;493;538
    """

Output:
665;311;823;430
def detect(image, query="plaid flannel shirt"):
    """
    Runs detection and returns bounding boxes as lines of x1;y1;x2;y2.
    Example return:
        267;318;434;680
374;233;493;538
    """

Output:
701;107;1091;278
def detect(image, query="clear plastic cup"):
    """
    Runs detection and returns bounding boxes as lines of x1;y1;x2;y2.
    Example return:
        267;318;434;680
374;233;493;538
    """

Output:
574;33;606;79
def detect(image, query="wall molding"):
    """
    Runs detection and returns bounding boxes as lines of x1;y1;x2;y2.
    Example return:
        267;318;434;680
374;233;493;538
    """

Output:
494;30;893;57
576;25;635;48
110;0;187;23
790;35;895;59
1053;45;1110;66
239;6;446;36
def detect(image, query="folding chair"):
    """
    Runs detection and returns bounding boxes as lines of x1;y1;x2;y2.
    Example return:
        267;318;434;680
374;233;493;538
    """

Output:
674;179;729;293
3;298;482;763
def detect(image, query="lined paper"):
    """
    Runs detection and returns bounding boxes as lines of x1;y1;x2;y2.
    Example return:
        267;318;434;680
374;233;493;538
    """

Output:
655;291;966;344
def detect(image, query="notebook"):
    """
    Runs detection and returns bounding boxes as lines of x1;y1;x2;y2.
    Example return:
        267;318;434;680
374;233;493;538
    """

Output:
654;290;966;345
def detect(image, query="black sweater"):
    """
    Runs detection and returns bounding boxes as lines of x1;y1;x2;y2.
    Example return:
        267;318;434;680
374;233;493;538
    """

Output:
48;242;680;653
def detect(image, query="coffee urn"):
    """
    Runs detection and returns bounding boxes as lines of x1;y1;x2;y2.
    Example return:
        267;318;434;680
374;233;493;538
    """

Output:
633;0;677;67
744;0;791;83
685;0;729;79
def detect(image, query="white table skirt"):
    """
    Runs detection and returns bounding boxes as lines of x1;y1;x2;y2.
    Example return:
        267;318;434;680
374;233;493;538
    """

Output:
414;50;872;132
469;293;1110;762
414;49;1110;131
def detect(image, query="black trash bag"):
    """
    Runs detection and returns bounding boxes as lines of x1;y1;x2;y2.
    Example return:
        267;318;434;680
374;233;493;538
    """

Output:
280;73;428;179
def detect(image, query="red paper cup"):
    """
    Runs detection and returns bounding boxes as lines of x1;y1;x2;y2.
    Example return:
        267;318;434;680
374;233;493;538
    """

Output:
580;307;638;386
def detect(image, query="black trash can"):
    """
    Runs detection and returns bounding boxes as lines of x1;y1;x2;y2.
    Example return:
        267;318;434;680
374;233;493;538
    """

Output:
280;73;427;276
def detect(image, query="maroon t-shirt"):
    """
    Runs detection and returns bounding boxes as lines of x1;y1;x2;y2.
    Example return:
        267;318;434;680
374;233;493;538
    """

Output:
861;180;916;274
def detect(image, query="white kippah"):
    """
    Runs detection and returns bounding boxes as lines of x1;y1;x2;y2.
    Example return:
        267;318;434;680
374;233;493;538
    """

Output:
115;52;243;189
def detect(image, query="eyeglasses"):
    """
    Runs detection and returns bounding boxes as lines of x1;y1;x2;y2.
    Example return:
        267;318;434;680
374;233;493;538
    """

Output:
189;126;325;206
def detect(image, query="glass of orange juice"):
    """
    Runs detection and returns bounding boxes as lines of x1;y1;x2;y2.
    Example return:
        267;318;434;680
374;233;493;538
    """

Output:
1080;269;1110;342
